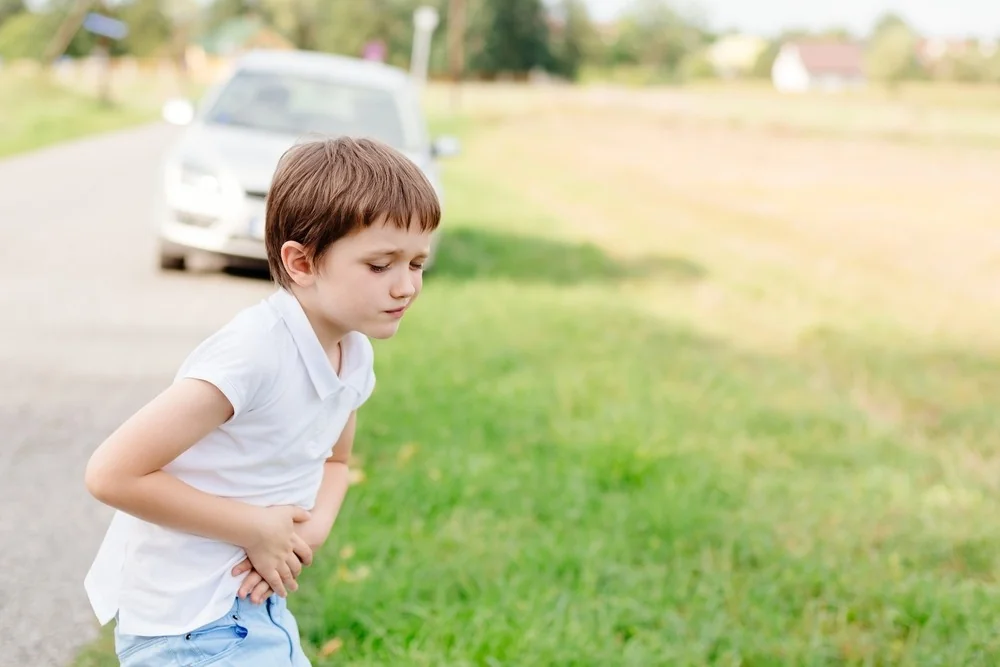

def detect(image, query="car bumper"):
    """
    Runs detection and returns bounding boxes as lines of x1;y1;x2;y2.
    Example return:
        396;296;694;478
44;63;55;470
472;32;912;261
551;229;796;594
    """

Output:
161;220;268;261
157;194;268;263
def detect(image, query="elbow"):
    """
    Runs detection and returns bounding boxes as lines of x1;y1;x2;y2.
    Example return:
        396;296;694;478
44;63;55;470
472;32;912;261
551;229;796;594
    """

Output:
84;456;120;505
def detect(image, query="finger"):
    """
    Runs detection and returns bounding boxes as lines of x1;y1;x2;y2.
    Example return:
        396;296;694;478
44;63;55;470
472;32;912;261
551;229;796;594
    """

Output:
292;535;314;567
263;570;287;598
286;553;302;579
278;562;296;592
231;558;252;577
292;508;311;523
251;580;273;604
275;562;294;595
239;571;262;599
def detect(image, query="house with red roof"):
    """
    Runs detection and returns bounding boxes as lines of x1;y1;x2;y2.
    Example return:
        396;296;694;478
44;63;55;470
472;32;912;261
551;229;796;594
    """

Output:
771;41;867;93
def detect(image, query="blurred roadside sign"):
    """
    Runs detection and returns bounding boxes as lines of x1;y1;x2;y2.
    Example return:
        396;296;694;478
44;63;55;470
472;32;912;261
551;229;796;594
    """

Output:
363;40;387;62
81;13;128;103
82;13;129;41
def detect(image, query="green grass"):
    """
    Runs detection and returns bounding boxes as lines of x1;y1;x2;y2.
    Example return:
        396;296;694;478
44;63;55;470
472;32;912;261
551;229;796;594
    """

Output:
75;89;1000;665
0;70;181;158
293;144;999;665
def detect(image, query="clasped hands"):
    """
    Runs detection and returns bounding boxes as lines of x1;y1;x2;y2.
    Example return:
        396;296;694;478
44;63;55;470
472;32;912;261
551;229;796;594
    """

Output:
231;505;326;604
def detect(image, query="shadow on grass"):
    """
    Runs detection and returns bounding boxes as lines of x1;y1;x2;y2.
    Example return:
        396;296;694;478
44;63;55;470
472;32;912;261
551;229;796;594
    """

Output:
428;226;706;285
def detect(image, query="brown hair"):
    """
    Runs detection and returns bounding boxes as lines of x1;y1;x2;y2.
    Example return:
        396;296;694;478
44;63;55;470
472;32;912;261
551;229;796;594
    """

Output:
265;136;441;288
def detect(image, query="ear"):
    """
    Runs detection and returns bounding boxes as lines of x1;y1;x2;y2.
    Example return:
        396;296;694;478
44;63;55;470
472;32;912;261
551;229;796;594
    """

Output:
280;241;316;286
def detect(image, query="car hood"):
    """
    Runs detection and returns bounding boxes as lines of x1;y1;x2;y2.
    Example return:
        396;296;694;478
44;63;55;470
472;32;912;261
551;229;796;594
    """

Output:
171;123;430;194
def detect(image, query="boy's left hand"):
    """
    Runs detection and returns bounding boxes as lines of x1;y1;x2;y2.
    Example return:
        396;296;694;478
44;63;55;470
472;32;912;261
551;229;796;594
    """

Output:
232;518;330;604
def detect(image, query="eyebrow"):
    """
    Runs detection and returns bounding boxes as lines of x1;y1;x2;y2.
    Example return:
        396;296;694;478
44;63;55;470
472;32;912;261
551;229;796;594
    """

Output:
365;248;429;259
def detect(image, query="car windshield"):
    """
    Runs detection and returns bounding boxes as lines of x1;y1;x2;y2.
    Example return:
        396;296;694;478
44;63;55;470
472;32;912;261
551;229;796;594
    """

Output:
203;69;413;150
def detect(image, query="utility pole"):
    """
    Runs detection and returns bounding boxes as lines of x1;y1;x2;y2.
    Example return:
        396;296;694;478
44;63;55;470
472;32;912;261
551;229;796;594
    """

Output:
411;6;440;89
447;0;466;111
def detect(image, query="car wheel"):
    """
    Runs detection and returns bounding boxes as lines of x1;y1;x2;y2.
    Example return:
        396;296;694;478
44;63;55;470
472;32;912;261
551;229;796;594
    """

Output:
158;247;186;271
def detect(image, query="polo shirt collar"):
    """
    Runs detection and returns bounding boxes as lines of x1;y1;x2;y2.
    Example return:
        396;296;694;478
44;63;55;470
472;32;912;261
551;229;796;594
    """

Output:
269;288;356;400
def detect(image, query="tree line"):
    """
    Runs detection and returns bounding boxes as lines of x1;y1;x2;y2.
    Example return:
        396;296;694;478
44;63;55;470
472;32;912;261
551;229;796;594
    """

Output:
1;0;998;85
0;0;731;81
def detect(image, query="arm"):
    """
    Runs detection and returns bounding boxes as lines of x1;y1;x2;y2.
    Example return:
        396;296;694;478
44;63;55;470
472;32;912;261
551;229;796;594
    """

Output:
297;410;358;550
85;378;310;595
85;379;263;546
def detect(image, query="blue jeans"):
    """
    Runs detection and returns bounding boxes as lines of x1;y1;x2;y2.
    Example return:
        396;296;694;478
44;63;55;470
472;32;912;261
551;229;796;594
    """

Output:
114;595;311;666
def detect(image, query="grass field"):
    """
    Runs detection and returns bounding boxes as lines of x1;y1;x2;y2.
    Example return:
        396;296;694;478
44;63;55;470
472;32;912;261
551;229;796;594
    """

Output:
0;67;200;158
69;82;1000;665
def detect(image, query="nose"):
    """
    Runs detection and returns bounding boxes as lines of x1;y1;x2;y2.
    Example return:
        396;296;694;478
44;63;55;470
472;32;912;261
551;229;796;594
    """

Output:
389;269;417;300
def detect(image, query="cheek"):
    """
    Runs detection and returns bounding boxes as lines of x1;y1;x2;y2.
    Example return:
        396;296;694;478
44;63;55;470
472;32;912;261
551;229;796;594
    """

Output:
341;270;388;309
317;266;367;303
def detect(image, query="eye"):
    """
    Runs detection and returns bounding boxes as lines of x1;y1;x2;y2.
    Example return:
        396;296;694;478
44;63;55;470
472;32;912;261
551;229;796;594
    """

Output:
410;262;425;271
368;264;389;273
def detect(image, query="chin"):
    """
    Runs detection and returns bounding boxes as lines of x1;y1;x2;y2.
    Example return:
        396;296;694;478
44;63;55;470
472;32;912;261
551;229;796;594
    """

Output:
360;321;402;340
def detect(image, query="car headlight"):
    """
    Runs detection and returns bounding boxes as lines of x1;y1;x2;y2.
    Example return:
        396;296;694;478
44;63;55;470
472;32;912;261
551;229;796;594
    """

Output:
178;162;222;194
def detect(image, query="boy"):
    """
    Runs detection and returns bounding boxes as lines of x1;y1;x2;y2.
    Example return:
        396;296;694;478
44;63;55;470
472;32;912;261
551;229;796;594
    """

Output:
84;136;440;666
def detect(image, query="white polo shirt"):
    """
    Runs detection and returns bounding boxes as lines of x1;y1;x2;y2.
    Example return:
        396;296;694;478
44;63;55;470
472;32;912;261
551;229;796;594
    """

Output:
84;287;376;636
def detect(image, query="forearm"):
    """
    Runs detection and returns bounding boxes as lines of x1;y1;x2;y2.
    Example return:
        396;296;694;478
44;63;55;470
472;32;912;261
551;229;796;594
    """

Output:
305;461;351;547
90;470;261;548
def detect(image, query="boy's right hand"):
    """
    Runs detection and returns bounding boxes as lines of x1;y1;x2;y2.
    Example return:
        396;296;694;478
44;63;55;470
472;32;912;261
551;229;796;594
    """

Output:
243;505;314;597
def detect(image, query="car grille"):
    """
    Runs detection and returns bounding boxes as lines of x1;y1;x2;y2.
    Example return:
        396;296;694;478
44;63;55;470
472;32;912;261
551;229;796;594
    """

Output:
174;210;216;228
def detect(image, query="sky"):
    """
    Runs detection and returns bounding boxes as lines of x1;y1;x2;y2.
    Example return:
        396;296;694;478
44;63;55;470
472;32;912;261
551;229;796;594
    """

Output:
584;0;1000;39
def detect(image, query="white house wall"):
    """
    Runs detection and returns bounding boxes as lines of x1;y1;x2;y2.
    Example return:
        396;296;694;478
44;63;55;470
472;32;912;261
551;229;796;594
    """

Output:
771;46;810;93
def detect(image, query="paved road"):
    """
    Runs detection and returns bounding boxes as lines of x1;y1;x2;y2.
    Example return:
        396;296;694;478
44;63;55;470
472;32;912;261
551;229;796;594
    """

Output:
0;124;274;665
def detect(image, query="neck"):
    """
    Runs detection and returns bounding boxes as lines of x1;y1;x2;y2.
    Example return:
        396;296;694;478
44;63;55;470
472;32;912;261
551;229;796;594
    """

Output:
288;286;347;354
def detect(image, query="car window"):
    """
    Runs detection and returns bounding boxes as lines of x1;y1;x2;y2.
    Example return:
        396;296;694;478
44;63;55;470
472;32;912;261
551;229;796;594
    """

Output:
203;69;414;150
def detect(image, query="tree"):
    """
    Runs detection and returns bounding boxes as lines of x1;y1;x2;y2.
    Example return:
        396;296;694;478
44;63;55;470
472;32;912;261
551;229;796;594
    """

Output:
260;0;326;51
162;0;199;74
204;0;257;32
750;40;780;79
548;0;595;80
260;0;449;70
984;47;1000;84
610;0;705;76
819;26;853;41
470;0;551;77
0;10;51;59
870;12;909;40
118;0;173;57
942;48;990;83
865;21;918;90
0;0;26;27
677;47;715;82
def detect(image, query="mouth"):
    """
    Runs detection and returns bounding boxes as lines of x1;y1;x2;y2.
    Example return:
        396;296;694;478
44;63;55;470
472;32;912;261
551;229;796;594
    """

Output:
384;305;408;319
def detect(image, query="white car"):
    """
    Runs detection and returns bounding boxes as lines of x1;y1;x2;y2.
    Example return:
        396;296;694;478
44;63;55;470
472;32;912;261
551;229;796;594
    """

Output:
155;49;459;272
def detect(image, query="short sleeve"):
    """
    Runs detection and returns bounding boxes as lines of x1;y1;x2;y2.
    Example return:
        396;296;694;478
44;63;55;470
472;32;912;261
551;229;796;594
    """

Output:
175;326;273;419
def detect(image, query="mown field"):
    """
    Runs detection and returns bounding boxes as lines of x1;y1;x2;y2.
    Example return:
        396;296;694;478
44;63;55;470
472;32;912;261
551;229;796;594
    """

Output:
61;79;1000;665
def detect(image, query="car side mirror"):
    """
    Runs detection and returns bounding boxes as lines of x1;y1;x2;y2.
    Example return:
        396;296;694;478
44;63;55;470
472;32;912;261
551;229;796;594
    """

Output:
431;135;461;158
162;98;195;126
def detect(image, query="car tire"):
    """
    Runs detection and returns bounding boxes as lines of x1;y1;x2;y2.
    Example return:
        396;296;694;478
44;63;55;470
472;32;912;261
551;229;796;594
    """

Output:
158;247;186;271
